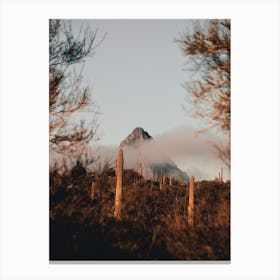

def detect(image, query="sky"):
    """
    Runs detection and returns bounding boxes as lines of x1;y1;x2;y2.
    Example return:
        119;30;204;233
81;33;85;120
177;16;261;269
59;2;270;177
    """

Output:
66;19;230;180
71;19;197;144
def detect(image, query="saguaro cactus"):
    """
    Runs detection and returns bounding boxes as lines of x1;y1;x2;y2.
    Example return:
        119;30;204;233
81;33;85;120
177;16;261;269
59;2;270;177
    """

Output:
159;172;163;190
154;171;158;182
169;175;172;186
90;173;99;200
98;161;102;174
90;180;95;200
114;147;123;220
188;176;195;228
139;162;143;177
139;161;146;181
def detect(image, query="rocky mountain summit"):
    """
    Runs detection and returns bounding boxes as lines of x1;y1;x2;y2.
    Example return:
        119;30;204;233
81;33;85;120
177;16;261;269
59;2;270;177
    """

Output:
120;127;152;147
120;127;189;183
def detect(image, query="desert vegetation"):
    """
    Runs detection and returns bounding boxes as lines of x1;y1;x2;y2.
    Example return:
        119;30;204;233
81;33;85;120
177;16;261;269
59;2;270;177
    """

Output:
49;19;230;261
49;19;105;154
50;149;230;260
177;19;230;167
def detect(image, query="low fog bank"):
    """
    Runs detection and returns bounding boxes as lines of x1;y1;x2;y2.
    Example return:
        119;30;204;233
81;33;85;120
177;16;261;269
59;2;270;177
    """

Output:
146;125;230;180
50;125;230;181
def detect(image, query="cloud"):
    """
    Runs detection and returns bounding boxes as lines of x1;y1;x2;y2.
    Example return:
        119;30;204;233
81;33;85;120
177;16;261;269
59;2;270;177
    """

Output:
50;124;230;180
96;125;230;180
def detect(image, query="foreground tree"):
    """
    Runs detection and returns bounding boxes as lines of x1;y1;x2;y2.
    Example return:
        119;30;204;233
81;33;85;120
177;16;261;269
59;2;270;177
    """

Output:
49;19;106;154
177;20;230;167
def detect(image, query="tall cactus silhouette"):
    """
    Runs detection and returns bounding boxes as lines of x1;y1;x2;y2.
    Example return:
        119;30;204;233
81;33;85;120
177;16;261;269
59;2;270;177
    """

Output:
188;176;195;228
141;161;146;180
114;147;123;220
139;161;146;181
159;171;163;190
169;174;172;186
90;180;95;200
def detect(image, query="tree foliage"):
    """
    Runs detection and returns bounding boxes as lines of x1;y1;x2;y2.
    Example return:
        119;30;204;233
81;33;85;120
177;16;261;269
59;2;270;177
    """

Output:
178;20;230;133
178;20;230;166
49;19;106;154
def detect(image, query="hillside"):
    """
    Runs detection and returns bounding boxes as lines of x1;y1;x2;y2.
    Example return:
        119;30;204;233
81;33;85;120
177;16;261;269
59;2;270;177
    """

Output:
49;163;230;260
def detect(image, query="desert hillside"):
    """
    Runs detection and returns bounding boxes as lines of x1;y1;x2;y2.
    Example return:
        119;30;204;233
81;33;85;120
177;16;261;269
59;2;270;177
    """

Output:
50;162;230;260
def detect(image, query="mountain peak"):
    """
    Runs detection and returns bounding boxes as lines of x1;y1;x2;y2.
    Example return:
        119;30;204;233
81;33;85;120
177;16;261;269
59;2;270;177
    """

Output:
120;127;152;147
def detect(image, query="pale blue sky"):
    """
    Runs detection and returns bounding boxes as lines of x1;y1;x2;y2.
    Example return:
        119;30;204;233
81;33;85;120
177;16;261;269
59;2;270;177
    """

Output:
71;19;199;145
68;19;230;180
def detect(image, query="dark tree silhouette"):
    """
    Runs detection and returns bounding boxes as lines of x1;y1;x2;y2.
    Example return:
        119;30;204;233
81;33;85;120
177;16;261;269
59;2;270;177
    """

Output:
49;19;106;153
177;20;230;167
